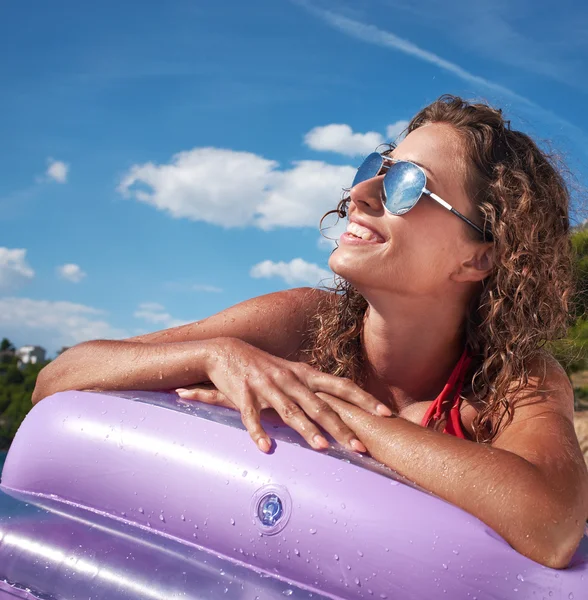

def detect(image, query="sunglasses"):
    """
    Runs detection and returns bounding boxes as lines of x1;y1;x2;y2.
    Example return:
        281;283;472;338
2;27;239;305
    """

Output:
352;152;492;240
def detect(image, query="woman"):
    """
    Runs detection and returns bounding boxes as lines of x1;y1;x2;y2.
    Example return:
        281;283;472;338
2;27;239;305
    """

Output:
33;95;588;568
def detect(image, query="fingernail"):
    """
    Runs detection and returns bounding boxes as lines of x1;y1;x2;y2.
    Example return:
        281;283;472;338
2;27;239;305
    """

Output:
376;404;393;416
350;439;367;453
176;389;189;397
313;434;329;449
258;438;271;452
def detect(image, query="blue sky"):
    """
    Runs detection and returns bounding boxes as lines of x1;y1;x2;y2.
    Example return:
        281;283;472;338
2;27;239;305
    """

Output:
1;0;587;355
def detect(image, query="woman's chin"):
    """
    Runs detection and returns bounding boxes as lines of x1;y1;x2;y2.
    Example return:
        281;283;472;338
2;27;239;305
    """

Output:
328;248;366;282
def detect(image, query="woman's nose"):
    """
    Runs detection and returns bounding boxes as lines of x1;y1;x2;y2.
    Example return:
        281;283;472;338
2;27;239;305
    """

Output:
349;175;386;213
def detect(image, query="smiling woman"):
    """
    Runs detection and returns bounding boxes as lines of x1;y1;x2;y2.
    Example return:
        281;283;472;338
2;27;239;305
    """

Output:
31;95;588;572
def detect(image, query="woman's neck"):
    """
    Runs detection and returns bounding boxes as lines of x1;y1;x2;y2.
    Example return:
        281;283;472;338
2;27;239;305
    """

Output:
361;293;467;410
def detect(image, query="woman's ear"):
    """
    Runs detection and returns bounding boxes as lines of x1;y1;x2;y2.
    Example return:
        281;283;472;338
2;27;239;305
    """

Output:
453;243;494;283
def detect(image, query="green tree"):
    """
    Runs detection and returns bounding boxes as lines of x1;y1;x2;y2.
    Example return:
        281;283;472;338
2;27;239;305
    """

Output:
0;338;15;353
0;338;49;450
572;227;588;320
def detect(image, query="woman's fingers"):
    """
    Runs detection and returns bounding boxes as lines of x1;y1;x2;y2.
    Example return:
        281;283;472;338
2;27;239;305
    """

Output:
176;385;236;409
263;388;330;451
302;368;393;417
238;394;272;453
177;385;273;453
291;385;367;452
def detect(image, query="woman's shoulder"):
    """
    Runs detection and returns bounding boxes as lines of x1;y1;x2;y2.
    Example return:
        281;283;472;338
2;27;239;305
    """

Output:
520;349;574;417
487;349;575;448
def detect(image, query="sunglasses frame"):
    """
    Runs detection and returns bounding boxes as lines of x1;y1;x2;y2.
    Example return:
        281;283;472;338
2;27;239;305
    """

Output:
355;153;492;241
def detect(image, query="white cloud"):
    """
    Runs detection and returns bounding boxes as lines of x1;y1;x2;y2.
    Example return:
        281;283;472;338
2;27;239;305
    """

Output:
0;248;35;292
304;124;384;156
250;258;332;286
119;148;356;230
46;159;69;183
386;120;410;141
0;297;127;354
118;148;276;228
57;263;87;283
256;160;355;229
134;302;189;328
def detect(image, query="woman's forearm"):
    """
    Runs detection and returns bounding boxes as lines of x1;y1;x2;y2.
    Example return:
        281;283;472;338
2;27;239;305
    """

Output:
32;339;217;405
331;403;585;568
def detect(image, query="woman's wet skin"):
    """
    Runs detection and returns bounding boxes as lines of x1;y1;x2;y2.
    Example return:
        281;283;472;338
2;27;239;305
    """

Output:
329;123;493;431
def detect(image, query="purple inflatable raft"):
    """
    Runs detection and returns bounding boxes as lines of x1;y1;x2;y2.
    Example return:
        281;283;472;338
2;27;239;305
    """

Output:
0;390;587;599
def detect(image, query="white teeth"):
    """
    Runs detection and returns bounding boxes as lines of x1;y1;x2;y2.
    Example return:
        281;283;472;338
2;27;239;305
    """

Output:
347;221;378;241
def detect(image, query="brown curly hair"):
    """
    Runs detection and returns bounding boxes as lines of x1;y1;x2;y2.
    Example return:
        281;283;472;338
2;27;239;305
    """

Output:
304;94;575;443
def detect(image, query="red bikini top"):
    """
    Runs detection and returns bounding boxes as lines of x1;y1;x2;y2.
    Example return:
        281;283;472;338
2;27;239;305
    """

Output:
421;349;471;439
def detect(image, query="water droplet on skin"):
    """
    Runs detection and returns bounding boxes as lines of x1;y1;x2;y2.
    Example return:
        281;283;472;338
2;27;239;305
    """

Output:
334;554;339;561
283;590;293;596
442;564;448;570
230;518;235;525
357;550;364;557
159;513;165;522
242;470;248;477
181;514;186;521
309;528;317;534
354;578;361;586
516;574;524;582
569;595;574;600
341;503;346;509
138;507;144;514
294;548;300;556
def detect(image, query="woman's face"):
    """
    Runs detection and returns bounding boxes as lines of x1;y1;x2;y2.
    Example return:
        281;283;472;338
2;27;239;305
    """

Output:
329;122;487;299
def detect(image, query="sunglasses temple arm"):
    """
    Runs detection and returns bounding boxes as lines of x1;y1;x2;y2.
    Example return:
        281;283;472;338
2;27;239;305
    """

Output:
426;190;488;239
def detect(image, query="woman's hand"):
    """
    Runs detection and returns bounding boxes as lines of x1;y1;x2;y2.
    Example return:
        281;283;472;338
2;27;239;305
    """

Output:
175;337;392;453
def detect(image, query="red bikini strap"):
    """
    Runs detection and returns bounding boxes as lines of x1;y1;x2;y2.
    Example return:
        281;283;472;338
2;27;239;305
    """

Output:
422;349;470;427
445;353;472;437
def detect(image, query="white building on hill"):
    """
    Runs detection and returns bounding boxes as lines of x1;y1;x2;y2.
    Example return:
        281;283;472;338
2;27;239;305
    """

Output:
16;345;47;367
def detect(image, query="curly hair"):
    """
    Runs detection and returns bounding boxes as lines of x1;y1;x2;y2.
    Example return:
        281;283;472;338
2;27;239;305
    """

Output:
304;94;576;443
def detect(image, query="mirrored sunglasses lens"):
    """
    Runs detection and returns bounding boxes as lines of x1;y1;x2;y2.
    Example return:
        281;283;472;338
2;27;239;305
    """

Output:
352;153;383;187
383;162;426;214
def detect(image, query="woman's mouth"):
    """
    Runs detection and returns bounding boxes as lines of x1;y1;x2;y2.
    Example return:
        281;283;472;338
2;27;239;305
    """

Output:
341;221;385;244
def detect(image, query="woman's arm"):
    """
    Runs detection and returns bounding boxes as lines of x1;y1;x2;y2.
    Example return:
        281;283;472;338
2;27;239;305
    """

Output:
32;287;325;404
320;355;588;569
31;287;392;453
